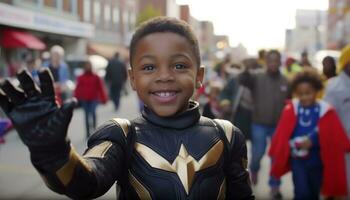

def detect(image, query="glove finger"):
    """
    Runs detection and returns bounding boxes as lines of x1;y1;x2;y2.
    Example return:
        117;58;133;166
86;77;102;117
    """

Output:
17;69;40;98
57;98;77;124
0;79;26;105
38;68;55;100
0;90;13;113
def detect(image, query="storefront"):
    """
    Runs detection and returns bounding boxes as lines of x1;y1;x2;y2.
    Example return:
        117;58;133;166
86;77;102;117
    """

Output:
0;28;46;76
0;2;94;77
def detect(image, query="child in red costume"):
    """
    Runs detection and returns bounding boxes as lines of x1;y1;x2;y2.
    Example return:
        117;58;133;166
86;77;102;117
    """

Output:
269;69;350;199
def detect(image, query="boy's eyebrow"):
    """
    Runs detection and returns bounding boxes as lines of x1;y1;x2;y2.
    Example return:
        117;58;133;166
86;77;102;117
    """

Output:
170;53;192;61
137;54;156;62
137;53;193;63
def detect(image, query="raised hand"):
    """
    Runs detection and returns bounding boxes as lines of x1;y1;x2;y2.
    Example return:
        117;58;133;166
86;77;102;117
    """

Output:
0;69;76;151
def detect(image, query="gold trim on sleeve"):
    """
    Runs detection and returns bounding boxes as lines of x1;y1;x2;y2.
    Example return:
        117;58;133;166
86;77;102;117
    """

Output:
129;172;152;200
217;179;226;200
112;118;131;138
56;147;91;186
135;141;224;194
214;119;234;143
84;141;113;158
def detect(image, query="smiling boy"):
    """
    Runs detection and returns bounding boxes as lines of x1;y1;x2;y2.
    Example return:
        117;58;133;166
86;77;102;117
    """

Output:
0;17;253;199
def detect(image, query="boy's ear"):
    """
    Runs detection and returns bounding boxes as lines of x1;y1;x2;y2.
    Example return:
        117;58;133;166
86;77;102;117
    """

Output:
195;65;205;89
128;69;136;91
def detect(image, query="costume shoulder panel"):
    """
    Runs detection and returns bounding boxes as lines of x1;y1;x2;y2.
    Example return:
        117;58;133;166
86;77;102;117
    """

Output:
87;118;131;148
213;119;234;144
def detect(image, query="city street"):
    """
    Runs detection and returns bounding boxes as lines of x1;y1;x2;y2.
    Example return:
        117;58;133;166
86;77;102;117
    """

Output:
0;91;293;199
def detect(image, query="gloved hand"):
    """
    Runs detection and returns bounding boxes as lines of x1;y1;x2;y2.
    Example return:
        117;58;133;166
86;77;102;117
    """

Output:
0;69;76;154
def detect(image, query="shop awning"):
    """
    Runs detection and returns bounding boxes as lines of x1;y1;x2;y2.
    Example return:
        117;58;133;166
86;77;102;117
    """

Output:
0;29;46;50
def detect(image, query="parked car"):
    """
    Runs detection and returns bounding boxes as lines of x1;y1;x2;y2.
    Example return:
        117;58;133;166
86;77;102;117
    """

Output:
66;54;108;81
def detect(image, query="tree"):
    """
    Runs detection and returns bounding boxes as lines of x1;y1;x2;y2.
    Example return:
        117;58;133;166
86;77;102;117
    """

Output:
136;5;162;26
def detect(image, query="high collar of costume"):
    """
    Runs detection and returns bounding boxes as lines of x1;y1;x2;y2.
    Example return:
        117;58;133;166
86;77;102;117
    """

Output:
141;100;200;129
291;99;331;118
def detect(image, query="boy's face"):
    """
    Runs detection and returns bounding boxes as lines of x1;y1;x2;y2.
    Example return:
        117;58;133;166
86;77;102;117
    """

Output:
129;32;204;117
295;82;317;107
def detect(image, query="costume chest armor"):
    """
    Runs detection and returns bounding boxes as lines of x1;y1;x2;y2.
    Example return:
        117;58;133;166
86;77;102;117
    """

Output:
124;117;227;200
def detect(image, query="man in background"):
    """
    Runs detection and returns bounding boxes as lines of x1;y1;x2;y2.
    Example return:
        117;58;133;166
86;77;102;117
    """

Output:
104;52;128;111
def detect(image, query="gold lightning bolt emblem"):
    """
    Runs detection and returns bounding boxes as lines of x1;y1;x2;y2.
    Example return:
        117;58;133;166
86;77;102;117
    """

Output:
135;141;224;194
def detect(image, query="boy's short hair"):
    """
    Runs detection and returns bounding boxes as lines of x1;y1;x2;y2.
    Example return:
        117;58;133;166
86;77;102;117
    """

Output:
129;17;201;67
291;69;324;92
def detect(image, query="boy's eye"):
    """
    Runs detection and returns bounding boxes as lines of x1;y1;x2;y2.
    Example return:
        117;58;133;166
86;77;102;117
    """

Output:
142;65;155;71
174;63;186;70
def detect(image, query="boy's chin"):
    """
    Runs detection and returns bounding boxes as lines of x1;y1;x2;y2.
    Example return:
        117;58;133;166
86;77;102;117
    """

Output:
153;108;181;117
151;105;188;117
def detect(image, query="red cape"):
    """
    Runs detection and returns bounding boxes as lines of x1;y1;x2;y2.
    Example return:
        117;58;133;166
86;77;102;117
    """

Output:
269;100;350;196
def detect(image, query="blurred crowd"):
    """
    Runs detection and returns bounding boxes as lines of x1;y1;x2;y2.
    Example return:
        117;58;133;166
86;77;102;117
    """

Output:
195;45;350;200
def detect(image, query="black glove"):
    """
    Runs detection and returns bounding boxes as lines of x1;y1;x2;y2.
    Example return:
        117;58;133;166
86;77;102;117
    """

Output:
0;69;76;162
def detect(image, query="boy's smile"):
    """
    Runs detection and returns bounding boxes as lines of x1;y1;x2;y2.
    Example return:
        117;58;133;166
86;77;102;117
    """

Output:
129;32;204;117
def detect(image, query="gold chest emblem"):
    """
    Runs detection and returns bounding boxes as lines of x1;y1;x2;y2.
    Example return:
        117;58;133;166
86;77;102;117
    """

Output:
135;141;224;194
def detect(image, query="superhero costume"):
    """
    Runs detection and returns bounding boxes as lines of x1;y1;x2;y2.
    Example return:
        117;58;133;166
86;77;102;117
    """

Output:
269;99;350;196
0;69;254;199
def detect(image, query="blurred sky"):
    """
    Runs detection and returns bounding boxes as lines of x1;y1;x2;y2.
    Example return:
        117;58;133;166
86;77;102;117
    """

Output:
176;0;328;55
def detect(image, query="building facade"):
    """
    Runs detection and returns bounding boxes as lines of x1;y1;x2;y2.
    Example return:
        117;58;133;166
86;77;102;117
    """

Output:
327;0;350;49
82;0;137;60
285;9;327;56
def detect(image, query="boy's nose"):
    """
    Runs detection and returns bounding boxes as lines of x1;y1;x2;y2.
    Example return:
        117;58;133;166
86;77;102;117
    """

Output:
156;66;175;82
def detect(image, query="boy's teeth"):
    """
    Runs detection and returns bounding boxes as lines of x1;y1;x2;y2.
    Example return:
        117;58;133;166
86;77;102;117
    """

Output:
155;92;175;97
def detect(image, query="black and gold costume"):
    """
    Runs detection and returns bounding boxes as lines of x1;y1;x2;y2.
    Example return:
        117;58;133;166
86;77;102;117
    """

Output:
0;65;253;200
30;101;253;199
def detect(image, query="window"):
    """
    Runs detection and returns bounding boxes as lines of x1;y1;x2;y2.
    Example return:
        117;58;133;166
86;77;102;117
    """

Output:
56;0;62;11
104;4;111;28
94;1;101;24
113;7;120;31
71;0;77;14
123;10;128;32
129;11;135;30
23;0;39;5
84;0;91;22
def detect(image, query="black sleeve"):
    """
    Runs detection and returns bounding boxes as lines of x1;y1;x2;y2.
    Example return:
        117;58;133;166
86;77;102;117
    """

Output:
104;62;112;82
220;77;237;102
238;70;255;91
31;120;127;199
225;128;254;200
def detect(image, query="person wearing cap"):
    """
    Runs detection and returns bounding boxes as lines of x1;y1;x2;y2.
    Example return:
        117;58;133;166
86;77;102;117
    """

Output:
324;44;350;195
